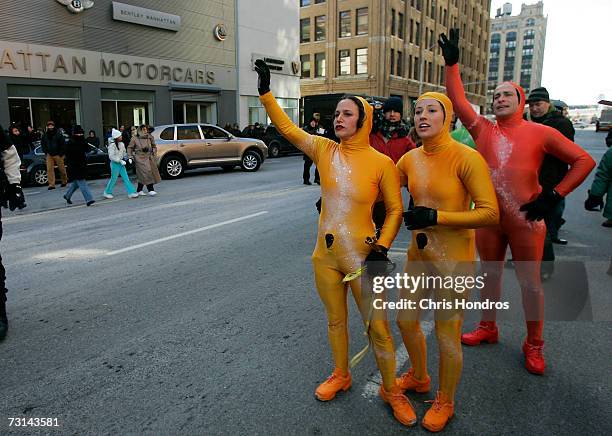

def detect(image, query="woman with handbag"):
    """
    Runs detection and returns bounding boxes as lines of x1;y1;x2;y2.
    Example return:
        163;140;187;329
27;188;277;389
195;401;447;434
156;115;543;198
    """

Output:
128;124;161;196
103;129;138;199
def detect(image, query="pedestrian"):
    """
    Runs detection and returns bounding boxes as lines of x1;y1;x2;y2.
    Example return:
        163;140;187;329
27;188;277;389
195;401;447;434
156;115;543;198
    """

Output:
369;97;416;231
87;129;100;149
63;125;95;206
396;92;499;433
584;145;612;227
128;124;161;196
232;123;241;137
440;29;595;375
103;129;139;199
8;125;32;158
302;117;321;185
255;59;415;427
0;125;27;341
40;120;68;190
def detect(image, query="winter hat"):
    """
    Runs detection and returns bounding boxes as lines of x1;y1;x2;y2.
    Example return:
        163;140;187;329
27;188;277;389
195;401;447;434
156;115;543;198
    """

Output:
111;128;122;140
73;125;85;135
383;96;404;116
551;99;568;111
527;87;550;103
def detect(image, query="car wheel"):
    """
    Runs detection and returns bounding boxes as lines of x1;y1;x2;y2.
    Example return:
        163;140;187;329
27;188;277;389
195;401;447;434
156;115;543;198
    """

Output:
268;142;281;158
30;165;48;186
161;155;185;179
241;150;262;172
221;165;235;172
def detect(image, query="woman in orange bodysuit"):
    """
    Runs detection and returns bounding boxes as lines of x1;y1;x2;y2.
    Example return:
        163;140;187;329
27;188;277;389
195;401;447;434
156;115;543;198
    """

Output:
396;92;499;432
254;60;417;426
439;30;595;375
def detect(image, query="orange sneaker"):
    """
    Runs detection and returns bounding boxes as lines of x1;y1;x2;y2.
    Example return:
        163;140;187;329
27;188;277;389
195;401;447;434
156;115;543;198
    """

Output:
379;385;417;426
461;322;498;346
422;391;455;432
522;339;545;375
397;368;431;393
315;369;352;401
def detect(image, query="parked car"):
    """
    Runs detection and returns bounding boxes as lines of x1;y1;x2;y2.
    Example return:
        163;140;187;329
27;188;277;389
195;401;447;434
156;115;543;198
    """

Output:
596;109;612;132
19;142;110;186
262;125;300;158
151;124;267;179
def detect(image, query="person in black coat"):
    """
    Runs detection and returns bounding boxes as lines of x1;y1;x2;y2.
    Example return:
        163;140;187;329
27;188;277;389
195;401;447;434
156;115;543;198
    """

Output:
8;125;32;158
527;87;576;279
302;117;321;185
40;120;68;189
63;125;95;206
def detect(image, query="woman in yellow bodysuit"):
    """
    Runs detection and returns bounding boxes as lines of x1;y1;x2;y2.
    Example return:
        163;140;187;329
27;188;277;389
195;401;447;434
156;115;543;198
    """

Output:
254;60;417;426
395;92;499;432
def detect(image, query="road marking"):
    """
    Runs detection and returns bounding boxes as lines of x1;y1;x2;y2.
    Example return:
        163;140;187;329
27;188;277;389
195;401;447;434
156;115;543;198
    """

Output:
361;320;433;400
106;211;269;256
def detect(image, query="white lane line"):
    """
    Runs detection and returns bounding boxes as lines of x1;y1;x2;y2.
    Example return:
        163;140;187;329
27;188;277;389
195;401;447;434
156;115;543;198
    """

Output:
106;211;268;256
361;320;434;401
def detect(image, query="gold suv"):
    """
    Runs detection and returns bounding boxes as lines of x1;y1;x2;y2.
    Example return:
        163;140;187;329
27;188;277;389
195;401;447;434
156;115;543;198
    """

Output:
151;124;268;178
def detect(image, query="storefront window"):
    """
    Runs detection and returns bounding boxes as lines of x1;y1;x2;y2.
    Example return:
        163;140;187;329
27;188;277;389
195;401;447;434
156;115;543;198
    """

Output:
248;97;297;125
172;101;218;125
101;89;154;136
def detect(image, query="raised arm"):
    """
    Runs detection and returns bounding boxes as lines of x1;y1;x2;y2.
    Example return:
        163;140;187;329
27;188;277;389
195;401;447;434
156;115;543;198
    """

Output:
439;30;482;136
436;150;499;228
255;59;326;162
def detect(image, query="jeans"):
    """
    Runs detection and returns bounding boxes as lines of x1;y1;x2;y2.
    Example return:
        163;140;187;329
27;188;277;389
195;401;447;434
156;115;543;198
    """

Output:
104;161;136;195
65;179;94;203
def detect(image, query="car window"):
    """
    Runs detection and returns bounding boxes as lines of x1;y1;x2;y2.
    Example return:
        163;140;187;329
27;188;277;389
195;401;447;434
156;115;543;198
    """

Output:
202;125;228;139
160;127;175;141
177;125;201;140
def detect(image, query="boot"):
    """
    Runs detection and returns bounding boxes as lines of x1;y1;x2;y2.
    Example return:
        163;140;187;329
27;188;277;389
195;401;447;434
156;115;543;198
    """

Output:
0;298;8;341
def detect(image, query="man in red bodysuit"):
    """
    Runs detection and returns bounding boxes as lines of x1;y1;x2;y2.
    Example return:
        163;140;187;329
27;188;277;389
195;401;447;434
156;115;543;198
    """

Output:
439;30;595;375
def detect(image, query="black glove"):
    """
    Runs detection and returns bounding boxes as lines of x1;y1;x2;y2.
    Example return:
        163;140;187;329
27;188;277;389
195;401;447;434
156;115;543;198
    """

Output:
315;197;322;214
584;190;604;211
438;28;460;66
403;206;437;230
364;246;392;277
6;184;26;211
519;190;563;221
254;59;271;96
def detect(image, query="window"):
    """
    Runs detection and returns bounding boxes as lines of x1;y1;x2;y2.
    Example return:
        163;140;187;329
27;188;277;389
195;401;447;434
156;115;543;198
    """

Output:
300;18;310;43
390;49;395;76
391;9;396;36
409;19;414;43
414;56;420;79
526;18;535;26
415;22;421;45
430;0;436;17
506;40;516;48
408;54;413;78
315;15;326;41
314;0;325;3
356;8;368;35
397;51;403;76
428;61;433;82
160;127;174;140
339;49;351;75
429;29;434;48
339;11;351;37
505;48;516;58
202;126;229;139
177;125;201;140
300;54;311;78
524;29;535;38
315;52;326;77
356;48;368;74
300;0;311;6
398;13;404;39
522;48;534;56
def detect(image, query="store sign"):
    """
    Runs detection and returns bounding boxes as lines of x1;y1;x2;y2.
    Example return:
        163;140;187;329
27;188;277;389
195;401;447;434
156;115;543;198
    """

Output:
112;2;181;32
250;53;299;76
0;40;236;89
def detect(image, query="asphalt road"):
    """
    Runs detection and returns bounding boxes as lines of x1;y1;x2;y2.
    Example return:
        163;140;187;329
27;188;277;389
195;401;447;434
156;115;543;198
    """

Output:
1;130;610;435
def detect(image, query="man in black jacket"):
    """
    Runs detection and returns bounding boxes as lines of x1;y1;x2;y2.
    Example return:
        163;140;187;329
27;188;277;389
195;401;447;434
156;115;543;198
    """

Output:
527;87;576;278
0;126;27;340
302;117;321;185
40;120;68;190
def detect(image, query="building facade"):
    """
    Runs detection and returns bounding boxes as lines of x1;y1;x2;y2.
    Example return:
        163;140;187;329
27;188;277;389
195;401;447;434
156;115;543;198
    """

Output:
298;0;491;125
236;0;301;128
0;0;236;137
487;1;547;100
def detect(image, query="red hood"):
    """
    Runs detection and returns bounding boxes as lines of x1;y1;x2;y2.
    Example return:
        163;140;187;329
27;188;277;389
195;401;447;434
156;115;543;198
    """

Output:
496;81;526;127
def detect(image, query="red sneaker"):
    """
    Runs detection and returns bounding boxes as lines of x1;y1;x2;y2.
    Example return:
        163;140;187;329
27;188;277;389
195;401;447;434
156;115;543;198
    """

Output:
522;339;545;375
461;322;499;346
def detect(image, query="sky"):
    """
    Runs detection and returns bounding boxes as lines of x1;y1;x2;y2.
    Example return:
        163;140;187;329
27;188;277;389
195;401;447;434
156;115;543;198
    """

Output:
489;0;612;105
